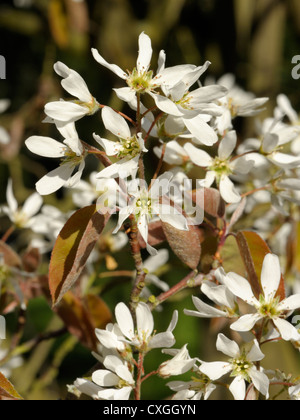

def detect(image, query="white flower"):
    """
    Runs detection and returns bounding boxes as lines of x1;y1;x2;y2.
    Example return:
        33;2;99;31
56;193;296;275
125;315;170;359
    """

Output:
1;179;43;229
184;268;238;320
45;62;99;123
167;367;216;400
143;249;170;292
94;106;147;179
153;140;190;166
200;334;269;400
185;130;254;203
114;301;178;352
224;254;300;341
159;345;196;378
75;355;135;400
213;74;268;134
111;173;188;255
289;384;300;400
92;32;197;107
25;121;86;195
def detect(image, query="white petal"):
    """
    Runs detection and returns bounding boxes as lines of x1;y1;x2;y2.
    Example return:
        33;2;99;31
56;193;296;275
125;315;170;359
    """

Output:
224;272;259;305
148;331;176;349
35;164;74;195
159;205;188;231
184;143;212;167
229;376;246;400
167;310;178;332
200;362;232;381
74;378;101;399
136;302;154;341
45;101;87;122
277;294;300;312
6;179;18;212
102;106;131;139
247;340;265;363
273;317;300;341
22;193;43;218
137;32;152;73
93;134;120;156
115;302;135;341
260;253;281;301
92;370;119;387
270;152;300;169
218;131;237;160
184;116;218;146
25;136;66;158
61;73;91;103
150;93;183;117
216;334;240;358
91;48;127;80
115;365;134;385
184;296;227;318
219;175;241;204
249;368;269;398
143;249;169;273
230;314;262;332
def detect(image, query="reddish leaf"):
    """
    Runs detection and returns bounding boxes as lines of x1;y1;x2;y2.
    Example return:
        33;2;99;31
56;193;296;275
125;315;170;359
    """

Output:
0;373;23;400
191;187;225;218
236;231;285;300
162;222;201;270
0;241;22;268
55;292;112;351
49;205;110;306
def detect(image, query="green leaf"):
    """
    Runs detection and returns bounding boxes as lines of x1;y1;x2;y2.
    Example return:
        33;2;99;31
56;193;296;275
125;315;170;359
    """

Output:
49;205;110;306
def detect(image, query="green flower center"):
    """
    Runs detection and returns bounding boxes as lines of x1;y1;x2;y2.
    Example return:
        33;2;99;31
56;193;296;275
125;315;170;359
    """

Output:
230;354;253;380
127;68;154;93
258;294;281;319
118;136;141;158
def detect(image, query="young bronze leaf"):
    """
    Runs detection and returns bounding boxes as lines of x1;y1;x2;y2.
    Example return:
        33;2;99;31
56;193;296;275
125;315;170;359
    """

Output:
0;373;23;400
191;187;225;218
49;205;110;306
236;231;286;300
0;241;22;268
162;222;201;270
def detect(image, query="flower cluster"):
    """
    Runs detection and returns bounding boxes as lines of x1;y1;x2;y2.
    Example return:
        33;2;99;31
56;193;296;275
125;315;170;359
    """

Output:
1;31;300;401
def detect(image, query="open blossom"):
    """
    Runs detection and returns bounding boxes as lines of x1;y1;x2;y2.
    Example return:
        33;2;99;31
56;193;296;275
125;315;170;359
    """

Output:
75;355;135;401
212;73;269;134
223;254;300;341
184;268;238;320
94;106;147;179
45;62;99;123
185;130;254;203
111;173;188;255
200;334;269;400
25;121;86;195
1;179;43;229
159;345;196;378
114;302;178;352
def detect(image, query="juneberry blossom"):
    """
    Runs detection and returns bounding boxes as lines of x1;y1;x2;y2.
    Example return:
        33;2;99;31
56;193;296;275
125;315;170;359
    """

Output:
45;62;99;123
114;302;178;352
223;253;300;341
1;179;43;229
111;173;188;255
184;268;239;320
25;121;87;195
185;130;254;203
200;334;269;400
158;345;196;378
75;355;135;400
94;106;147;179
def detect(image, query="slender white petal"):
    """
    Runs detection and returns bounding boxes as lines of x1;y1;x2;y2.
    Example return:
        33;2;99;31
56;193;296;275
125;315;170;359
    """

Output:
93;134;120;156
137;32;152;73
183;116;218;146
229;376;246;400
25;136;66;158
260;253;281;301
249;368;269;398
224;272;259;306
218;131;237;160
35;164;74;195
22;193;43;218
216;334;239;358
136;302;154;341
6;179;18;212
115;303;135;341
247;340;265;363
91;48;127;80
273;317;300;341
102;106;131;139
184;143;212;167
148;331;175;349
45;101;88;122
200;361;232;381
92;370;119;387
219;175;241;204
230;314;262;332
277;294;300;312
